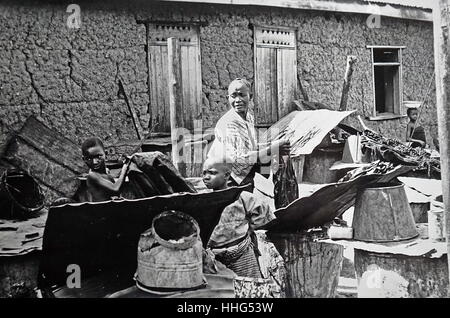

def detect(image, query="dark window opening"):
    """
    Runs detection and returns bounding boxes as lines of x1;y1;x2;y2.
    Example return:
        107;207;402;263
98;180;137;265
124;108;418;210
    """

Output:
371;47;402;117
374;65;399;115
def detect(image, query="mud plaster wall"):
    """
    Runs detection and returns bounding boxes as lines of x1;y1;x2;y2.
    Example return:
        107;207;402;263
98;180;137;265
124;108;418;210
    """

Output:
0;0;437;149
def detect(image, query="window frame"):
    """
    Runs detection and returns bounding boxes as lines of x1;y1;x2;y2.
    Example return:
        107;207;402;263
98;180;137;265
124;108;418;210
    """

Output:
253;25;298;127
367;45;406;121
147;22;203;132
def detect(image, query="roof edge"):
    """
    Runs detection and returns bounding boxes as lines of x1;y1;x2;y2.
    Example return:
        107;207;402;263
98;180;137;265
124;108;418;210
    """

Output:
156;0;433;22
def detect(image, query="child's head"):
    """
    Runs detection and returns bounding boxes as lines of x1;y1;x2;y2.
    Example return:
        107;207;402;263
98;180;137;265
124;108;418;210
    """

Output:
407;108;419;122
227;78;252;118
81;137;106;172
202;156;232;190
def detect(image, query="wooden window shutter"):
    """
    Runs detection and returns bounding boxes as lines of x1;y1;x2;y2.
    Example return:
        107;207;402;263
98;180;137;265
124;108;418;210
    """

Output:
254;26;298;126
147;24;202;132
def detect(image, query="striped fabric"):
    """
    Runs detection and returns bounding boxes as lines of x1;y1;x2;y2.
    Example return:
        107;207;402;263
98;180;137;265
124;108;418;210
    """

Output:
208;107;258;184
211;235;262;279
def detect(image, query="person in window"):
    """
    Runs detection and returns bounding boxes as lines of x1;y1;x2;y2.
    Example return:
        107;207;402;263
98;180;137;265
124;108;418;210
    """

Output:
207;78;290;190
406;108;426;148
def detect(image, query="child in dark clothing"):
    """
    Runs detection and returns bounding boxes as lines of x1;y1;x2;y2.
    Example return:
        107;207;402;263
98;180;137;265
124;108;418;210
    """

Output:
406;108;426;148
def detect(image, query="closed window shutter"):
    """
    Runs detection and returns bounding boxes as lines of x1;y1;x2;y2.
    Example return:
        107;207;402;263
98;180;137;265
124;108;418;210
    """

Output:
147;24;202;131
254;27;298;126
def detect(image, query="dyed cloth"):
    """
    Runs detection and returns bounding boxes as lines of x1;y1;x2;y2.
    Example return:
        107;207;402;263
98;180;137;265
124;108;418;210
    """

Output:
211;234;262;279
208;191;275;248
73;152;196;202
410;126;426;148
207;108;258;185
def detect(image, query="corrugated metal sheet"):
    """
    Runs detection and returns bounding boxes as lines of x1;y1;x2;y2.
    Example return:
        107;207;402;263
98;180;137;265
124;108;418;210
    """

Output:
360;0;433;10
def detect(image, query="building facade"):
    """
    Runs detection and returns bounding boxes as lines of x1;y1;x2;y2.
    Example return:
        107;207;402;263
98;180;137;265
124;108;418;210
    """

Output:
0;0;437;148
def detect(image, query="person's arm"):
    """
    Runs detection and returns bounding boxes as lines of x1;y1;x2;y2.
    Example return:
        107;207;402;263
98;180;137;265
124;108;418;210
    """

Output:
243;194;276;230
88;161;131;194
408;138;426;147
406;124;426;147
249;139;291;163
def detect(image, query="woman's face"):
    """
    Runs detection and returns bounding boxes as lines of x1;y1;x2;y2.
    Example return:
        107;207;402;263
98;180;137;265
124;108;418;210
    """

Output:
228;82;250;117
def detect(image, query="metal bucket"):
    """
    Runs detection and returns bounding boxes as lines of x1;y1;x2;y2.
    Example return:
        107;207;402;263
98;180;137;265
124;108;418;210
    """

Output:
135;210;204;291
428;201;445;242
352;181;418;242
267;231;343;298
410;202;430;223
0;169;44;219
303;146;345;184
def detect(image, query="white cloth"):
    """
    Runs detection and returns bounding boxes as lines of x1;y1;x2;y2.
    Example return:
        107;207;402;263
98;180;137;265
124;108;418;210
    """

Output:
208;108;258;184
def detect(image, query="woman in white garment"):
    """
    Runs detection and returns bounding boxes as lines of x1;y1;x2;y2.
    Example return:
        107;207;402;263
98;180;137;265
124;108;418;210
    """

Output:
207;78;290;190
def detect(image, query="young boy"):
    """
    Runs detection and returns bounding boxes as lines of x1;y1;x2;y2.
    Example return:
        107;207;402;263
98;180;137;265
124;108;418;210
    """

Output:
406;108;426;148
81;137;131;202
203;156;275;278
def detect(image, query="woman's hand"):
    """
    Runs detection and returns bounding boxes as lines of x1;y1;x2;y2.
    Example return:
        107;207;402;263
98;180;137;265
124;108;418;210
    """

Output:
271;139;291;155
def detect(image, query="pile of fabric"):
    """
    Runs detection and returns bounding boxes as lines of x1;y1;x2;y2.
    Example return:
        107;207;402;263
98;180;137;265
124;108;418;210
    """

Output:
361;129;440;175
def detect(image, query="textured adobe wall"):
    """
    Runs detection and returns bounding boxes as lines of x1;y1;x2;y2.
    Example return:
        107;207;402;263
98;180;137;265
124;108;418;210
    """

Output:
0;1;148;148
0;1;437;149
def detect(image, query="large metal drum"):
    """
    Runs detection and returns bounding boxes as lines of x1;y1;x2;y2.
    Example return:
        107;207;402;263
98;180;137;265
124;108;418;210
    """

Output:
267;232;344;298
354;249;449;298
352;181;418;242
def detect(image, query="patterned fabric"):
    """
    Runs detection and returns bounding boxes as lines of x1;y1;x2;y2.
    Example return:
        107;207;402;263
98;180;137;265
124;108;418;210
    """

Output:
208;191;275;248
211;234;262;279
208;107;258;184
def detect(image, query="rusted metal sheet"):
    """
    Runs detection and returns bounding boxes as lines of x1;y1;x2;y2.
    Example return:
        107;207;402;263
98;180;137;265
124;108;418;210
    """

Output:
38;185;248;289
1;117;86;199
263;165;413;232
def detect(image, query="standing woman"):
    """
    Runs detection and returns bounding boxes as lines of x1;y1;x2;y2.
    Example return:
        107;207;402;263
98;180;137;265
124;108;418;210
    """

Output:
207;78;290;189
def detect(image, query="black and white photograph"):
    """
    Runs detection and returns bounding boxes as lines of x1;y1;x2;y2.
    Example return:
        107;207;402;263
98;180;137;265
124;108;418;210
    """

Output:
0;0;449;302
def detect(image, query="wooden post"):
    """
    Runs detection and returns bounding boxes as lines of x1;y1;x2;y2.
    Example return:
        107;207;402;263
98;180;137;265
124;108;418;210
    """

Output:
339;56;357;111
297;73;309;102
167;37;186;176
433;0;450;296
118;79;144;140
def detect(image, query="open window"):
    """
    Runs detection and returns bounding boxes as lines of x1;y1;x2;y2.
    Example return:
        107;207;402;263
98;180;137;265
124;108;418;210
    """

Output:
147;23;202;132
254;26;298;127
368;46;405;120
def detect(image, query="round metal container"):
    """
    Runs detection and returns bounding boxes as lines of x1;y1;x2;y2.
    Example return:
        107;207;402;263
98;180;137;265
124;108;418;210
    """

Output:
135;210;204;291
352;182;419;242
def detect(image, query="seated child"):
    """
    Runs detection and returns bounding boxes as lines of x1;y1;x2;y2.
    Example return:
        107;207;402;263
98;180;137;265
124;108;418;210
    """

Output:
81;137;131;202
203;156;275;278
406;108;426;148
